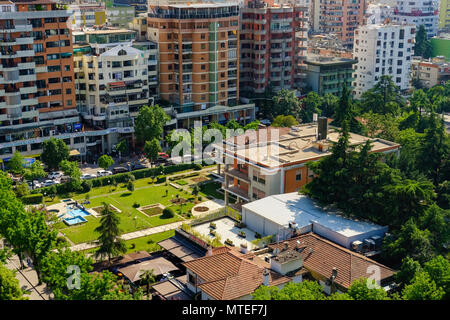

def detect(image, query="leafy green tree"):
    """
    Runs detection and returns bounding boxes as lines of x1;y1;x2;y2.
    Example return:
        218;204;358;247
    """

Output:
23;160;46;181
362;112;400;142
139;269;156;298
252;281;326;300
271;115;299;127
115;139;129;156
94;203;127;266
273;89;301;118
243;120;261;131
402;270;445;300
15;183;29;198
0;263;27;300
41;138;69;170
48;184;57;201
134;105;170;144
359;76;405;115
346;278;389;300
331;85;364;133
40;248;93;299
59;160;82;192
8;151;25;175
395;257;422;287
144;138;162;166
419;204;450;250
423;255;450;298
300;92;322;123
410;89;431;115
98;155;114;170
319;93;339;118
413;25;432;58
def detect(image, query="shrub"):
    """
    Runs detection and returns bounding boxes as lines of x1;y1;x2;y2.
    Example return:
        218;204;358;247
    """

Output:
81;180;92;193
132;202;140;208
21;193;43;204
225;239;234;246
177;179;188;186
127;181;135;192
210;222;217;229
255;232;262;239
193;163;202;171
156;175;166;183
162;207;175;218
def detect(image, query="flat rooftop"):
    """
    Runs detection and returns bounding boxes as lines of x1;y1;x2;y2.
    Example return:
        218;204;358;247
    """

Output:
242;193;387;238
224;123;400;169
305;54;357;66
73;28;134;35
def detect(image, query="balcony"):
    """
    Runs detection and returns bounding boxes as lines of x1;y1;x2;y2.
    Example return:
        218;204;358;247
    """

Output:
222;184;250;201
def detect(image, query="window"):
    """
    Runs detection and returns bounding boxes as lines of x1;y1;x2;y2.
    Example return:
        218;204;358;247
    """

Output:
66;88;71;94
296;171;302;181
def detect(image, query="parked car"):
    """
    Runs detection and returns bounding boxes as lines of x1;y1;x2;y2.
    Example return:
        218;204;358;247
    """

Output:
33;180;42;189
96;170;112;177
43;180;56;187
47;171;63;180
131;163;147;171
81;173;96;180
113;167;128;174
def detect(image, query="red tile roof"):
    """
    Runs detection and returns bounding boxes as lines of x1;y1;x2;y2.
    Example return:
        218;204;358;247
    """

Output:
184;249;290;300
268;233;396;288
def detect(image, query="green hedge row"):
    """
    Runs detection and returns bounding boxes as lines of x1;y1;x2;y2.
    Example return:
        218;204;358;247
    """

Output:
31;163;200;196
21;193;43;204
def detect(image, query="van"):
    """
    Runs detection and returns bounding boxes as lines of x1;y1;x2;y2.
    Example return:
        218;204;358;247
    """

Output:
113;167;128;174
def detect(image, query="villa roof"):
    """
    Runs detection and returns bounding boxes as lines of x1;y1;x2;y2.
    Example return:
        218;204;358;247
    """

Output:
267;233;396;288
183;250;290;300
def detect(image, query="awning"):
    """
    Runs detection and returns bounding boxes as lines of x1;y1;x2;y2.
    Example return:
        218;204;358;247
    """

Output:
69;149;81;156
108;81;126;88
117;257;178;283
152;275;192;300
158;238;203;262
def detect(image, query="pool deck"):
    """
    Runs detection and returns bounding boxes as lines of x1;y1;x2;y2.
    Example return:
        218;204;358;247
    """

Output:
46;200;98;219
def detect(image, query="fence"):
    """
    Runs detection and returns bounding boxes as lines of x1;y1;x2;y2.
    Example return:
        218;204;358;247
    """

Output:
190;206;241;227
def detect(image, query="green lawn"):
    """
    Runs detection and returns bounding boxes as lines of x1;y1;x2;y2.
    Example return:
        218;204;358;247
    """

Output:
83;230;175;255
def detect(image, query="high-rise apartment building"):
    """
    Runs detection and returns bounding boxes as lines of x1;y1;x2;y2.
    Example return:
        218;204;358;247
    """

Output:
240;0;308;95
68;2;106;29
439;0;450;30
0;0;79;161
318;0;366;48
392;0;439;38
352;23;415;98
147;2;256;129
73;28;153;156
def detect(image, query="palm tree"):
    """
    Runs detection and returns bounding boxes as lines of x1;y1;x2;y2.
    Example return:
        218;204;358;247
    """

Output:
94;202;127;266
140;269;156;298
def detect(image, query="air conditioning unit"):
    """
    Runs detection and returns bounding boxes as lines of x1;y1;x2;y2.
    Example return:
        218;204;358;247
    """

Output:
49;130;56;136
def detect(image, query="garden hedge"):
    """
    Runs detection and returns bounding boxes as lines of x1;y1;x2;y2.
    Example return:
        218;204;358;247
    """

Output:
21;193;43;204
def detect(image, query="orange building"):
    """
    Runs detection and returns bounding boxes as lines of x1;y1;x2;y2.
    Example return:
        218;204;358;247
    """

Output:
0;0;78;160
220;118;400;205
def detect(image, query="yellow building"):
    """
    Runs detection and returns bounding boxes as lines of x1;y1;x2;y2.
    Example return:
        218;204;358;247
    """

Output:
440;0;450;29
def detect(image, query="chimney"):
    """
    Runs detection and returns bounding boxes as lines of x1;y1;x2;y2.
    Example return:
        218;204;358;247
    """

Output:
262;269;270;286
240;243;248;254
317;117;328;140
207;246;213;257
283;241;289;251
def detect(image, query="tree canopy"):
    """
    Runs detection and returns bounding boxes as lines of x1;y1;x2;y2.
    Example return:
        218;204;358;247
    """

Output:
134;105;170;143
41;138;69;170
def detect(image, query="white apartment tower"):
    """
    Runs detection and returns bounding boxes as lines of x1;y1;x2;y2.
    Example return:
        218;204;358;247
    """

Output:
352;23;415;99
392;0;439;38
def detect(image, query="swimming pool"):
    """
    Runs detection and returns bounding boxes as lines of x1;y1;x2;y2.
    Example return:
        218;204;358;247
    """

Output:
67;208;90;218
64;216;87;225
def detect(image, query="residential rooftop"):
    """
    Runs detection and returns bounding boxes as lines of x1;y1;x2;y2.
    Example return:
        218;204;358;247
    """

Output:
223;123;400;169
305;54;357;66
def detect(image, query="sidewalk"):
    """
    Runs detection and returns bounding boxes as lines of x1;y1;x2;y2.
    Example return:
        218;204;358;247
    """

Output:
70;220;185;252
6;255;53;300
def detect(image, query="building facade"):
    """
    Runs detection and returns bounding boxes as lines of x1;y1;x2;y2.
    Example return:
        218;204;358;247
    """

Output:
392;0;439;38
147;2;256;129
73;28;150;157
0;0;79;161
305;54;356;95
411;56;450;88
106;5;135;28
318;0;366;48
439;0;450;30
68;2;106;29
239;0;308;96
352;23;415;99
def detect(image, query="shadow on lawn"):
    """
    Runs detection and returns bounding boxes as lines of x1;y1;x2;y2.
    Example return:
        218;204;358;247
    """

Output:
120;192;132;197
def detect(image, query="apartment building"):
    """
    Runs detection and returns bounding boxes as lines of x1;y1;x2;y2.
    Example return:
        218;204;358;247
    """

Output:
106;5;135;28
219;119;400;205
68;2;106;29
128;14;147;41
392;0;439;38
73;28;150;156
0;0;79;161
439;0;450;30
147;2;256;129
239;0;308;96
305;54;357;96
352;23;415;99
307;34;353;59
318;0;366;48
114;0;147;15
365;2;394;25
132;40;159;100
411;56;450;88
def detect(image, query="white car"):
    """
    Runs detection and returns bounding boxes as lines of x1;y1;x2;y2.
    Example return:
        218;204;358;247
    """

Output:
33;180;42;189
48;171;63;180
96;170;112;177
43;180;56;187
81;173;96;180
